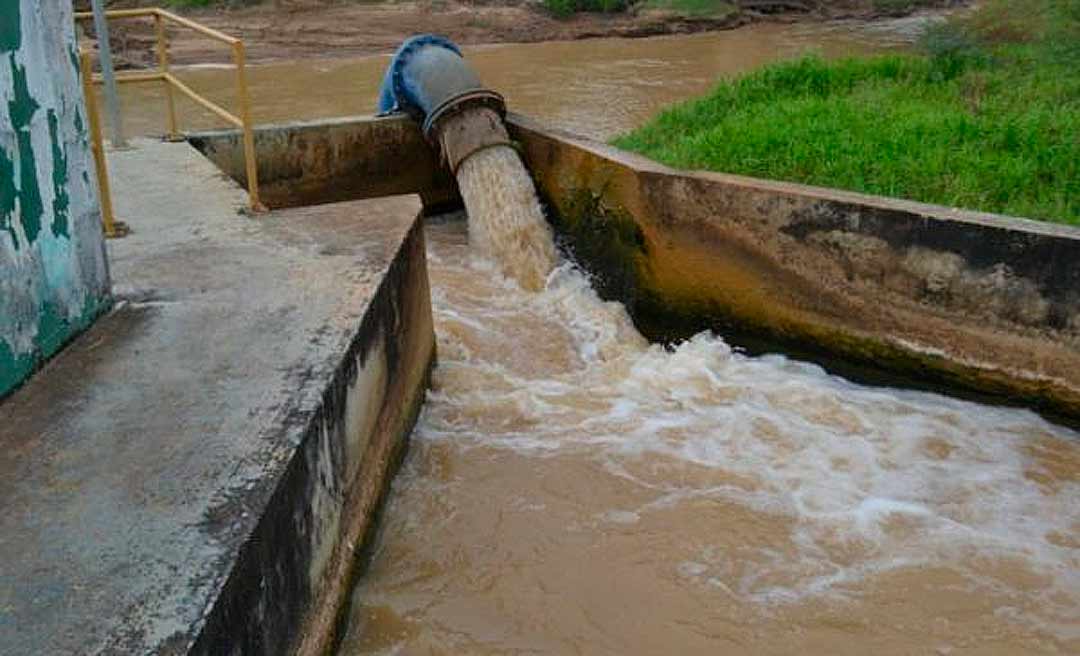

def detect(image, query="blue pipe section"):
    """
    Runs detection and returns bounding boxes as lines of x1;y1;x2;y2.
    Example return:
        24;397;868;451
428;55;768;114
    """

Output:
377;35;464;117
376;34;504;139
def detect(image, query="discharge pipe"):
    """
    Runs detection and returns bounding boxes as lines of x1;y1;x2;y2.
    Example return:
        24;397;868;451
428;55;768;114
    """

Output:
377;35;512;174
378;35;558;292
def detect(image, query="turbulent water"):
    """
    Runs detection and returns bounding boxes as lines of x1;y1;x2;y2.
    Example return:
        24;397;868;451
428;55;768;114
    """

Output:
337;191;1080;653
455;146;557;291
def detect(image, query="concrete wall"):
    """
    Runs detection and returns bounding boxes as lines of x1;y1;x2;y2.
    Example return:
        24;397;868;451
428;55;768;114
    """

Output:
0;2;110;398
187;114;1080;422
189;115;460;211
508;115;1080;423
191;217;435;656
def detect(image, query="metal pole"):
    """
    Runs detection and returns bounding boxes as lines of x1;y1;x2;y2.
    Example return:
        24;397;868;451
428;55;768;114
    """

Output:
89;0;127;148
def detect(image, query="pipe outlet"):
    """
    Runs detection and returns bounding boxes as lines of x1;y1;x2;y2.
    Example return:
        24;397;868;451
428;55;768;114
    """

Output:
377;35;512;173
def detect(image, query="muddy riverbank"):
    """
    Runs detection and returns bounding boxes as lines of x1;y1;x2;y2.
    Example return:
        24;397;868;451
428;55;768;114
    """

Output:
82;0;958;67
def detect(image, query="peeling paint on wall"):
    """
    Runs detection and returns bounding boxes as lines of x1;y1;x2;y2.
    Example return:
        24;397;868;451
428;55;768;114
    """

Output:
0;2;21;54
1;1;110;398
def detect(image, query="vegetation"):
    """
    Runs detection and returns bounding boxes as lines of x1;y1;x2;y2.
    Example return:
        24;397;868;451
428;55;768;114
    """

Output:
615;0;1080;223
639;0;736;18
541;0;630;18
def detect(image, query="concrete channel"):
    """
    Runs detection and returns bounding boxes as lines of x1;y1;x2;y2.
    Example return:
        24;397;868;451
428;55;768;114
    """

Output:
5;74;1078;656
194;113;1080;425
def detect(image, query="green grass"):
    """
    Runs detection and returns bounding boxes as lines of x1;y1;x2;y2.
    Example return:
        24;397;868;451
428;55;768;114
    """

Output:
614;3;1080;224
640;0;737;18
542;0;630;18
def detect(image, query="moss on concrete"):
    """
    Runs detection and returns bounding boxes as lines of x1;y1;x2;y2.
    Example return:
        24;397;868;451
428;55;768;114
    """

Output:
548;187;650;305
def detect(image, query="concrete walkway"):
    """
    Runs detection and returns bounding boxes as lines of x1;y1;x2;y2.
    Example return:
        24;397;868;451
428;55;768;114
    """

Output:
0;139;429;654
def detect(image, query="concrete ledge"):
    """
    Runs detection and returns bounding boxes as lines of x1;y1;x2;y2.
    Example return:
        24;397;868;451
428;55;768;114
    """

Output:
0;141;435;655
188;115;459;211
507;114;1080;422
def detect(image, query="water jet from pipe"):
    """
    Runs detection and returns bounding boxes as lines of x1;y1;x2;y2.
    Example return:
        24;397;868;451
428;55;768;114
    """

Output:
378;35;556;291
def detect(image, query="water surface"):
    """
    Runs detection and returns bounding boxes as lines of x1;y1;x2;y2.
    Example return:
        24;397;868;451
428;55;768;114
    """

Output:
338;219;1079;655
112;18;922;140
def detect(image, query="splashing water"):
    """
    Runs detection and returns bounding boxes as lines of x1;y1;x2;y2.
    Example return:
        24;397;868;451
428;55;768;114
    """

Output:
339;159;1080;653
455;146;557;291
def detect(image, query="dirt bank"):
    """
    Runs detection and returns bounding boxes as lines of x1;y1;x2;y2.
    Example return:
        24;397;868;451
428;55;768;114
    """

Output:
80;1;956;67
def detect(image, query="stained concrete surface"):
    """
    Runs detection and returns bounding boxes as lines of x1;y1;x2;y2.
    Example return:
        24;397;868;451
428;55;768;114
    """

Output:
0;139;429;654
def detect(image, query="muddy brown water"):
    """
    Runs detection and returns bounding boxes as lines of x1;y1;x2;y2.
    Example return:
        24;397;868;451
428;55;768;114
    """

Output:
116;17;1079;654
112;19;920;141
339;217;1079;654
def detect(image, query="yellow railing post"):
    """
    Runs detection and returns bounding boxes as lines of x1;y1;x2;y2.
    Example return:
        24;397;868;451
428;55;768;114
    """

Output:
153;10;180;141
232;40;265;213
80;50;125;238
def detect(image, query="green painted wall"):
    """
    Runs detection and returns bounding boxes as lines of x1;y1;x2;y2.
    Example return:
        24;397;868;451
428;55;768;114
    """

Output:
1;1;111;398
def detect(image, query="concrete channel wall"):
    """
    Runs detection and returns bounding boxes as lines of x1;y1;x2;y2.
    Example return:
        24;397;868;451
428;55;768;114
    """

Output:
508;116;1080;422
189;114;1080;423
189;115;460;211
193;217;435;656
0;2;111;398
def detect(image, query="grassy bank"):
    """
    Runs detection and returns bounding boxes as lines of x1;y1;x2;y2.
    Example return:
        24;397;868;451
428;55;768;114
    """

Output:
615;1;1079;224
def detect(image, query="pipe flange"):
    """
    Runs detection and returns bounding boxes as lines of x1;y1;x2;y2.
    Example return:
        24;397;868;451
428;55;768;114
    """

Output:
422;89;506;143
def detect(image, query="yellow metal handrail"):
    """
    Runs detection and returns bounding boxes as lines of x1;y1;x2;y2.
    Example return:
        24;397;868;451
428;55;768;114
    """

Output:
76;8;264;213
79;49;122;238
